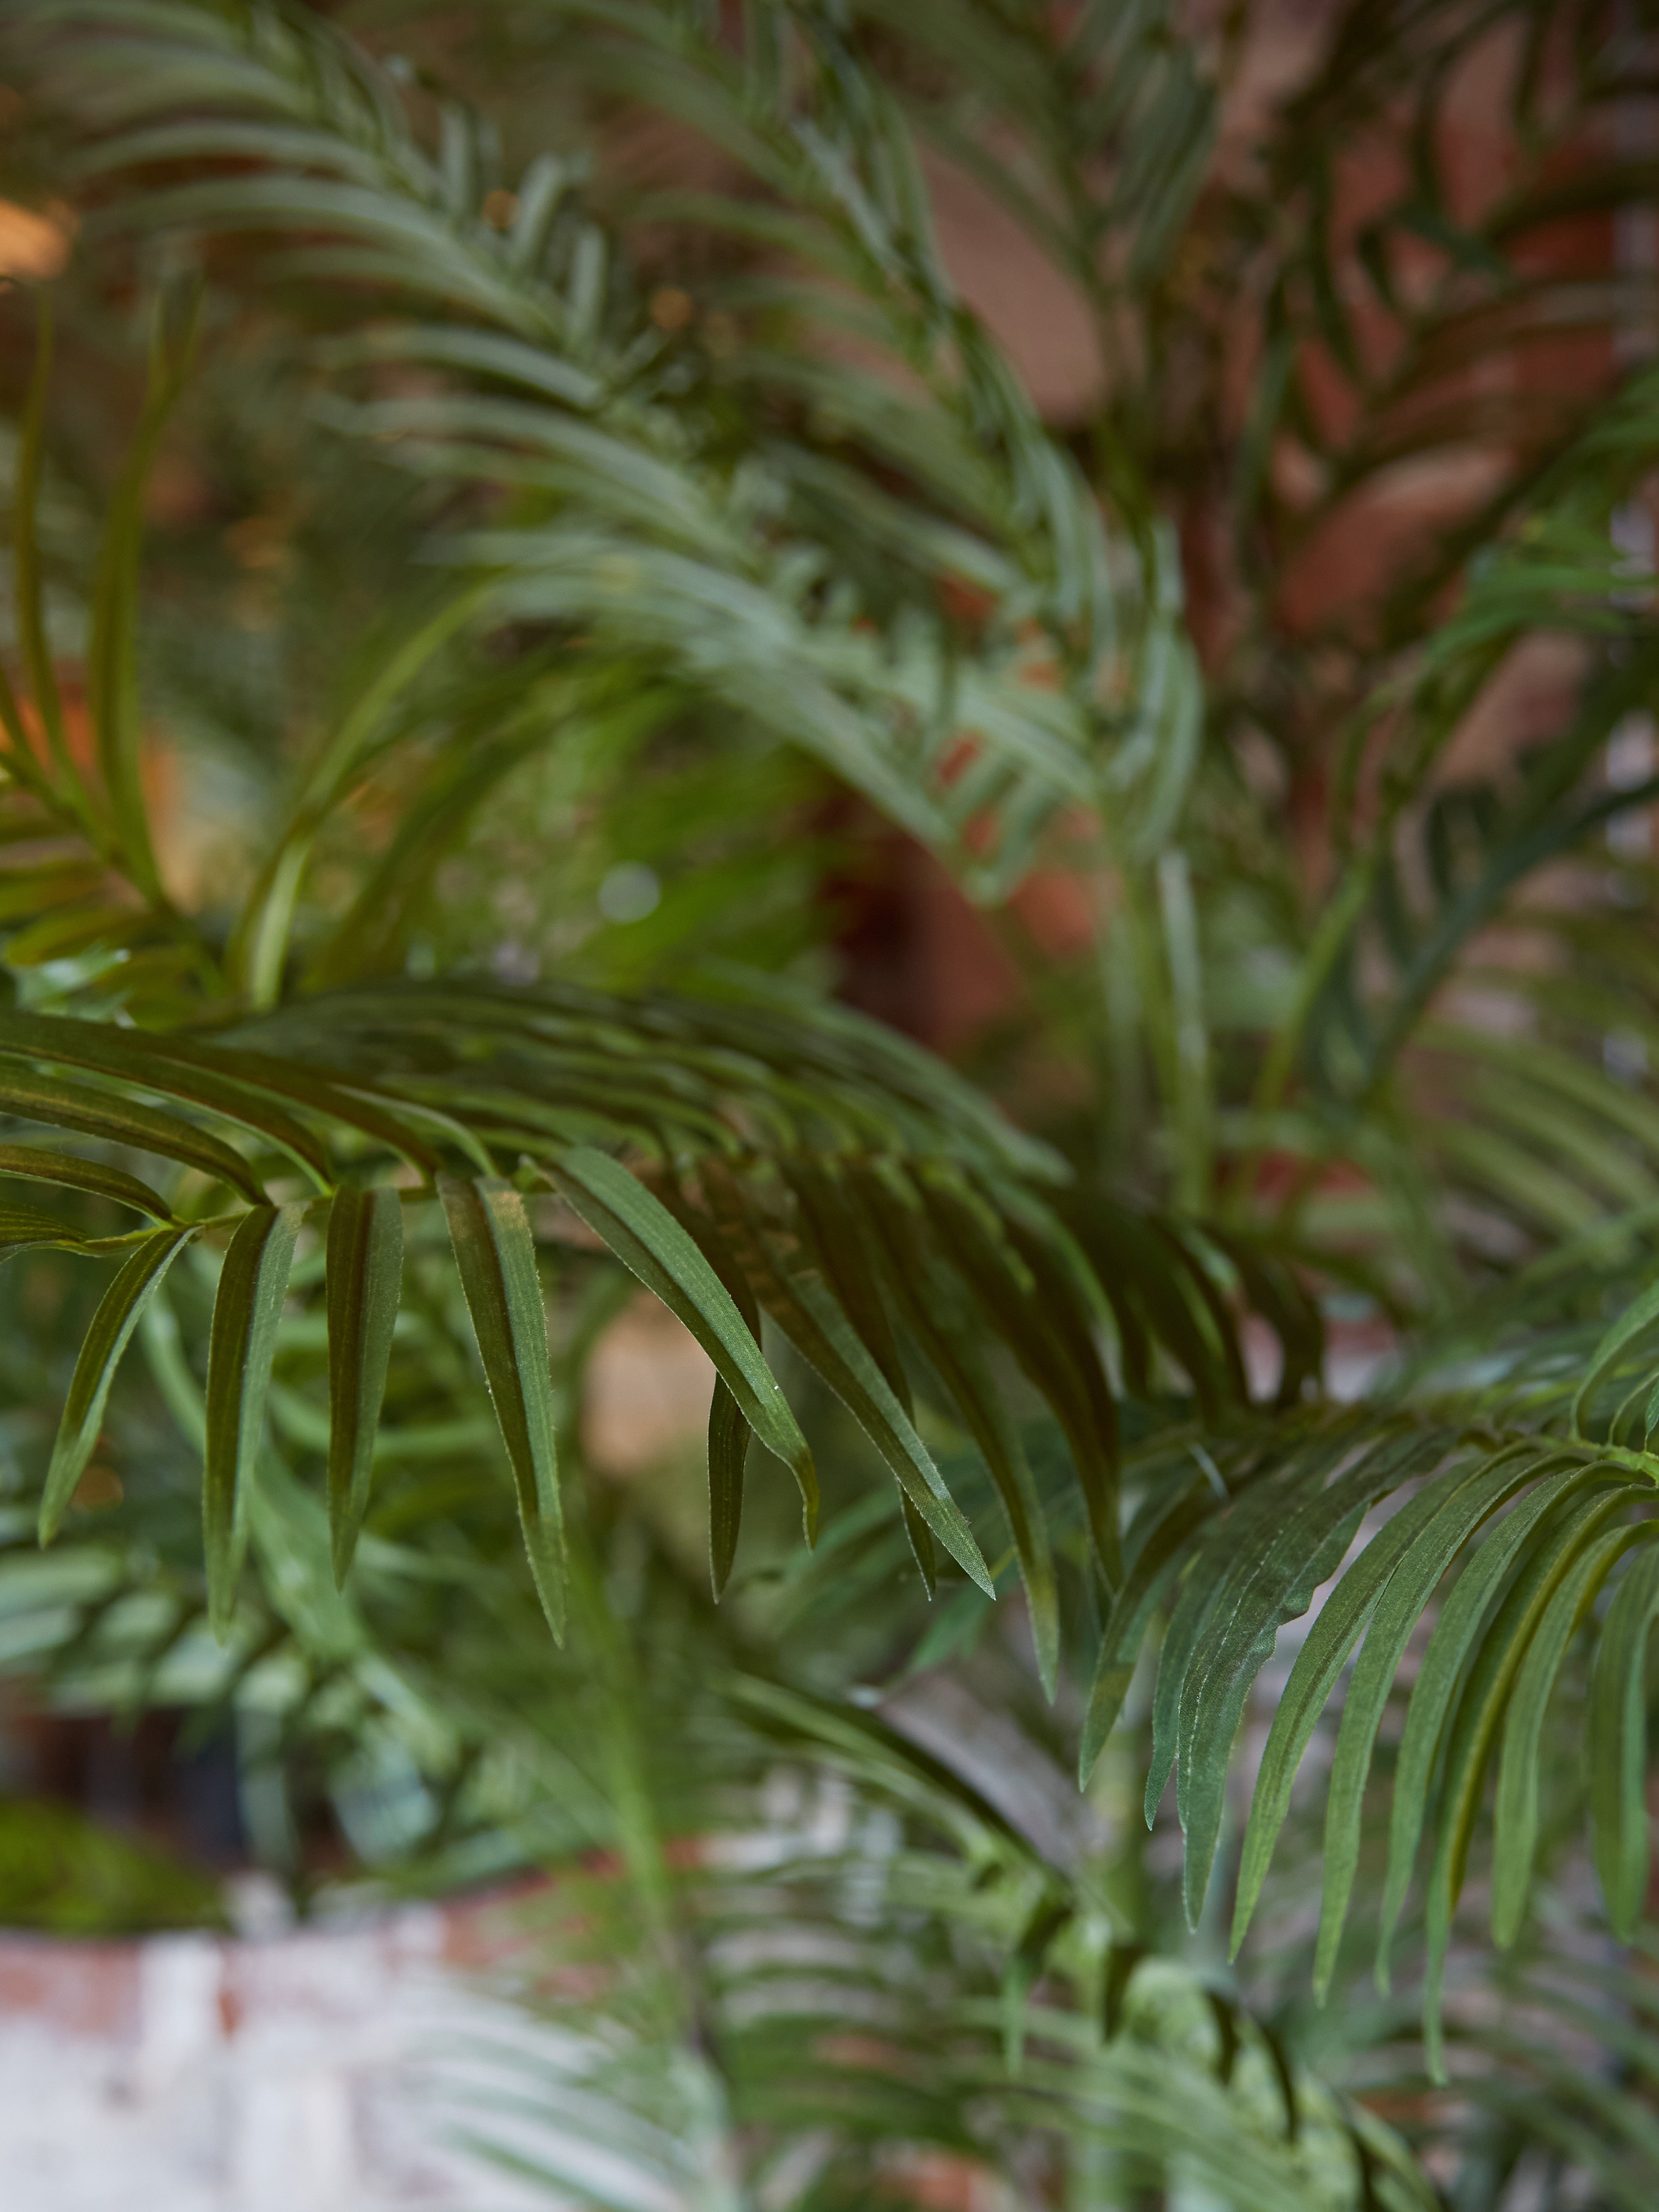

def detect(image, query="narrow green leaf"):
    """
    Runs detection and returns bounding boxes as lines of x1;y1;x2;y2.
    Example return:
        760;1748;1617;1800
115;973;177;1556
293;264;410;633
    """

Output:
1148;1427;1352;1829
549;1146;815;1532
1208;1230;1325;1409
899;1491;937;1597
692;1171;990;1595
706;1248;761;1601
1573;1277;1659;1437
1004;1212;1124;1565
153;1033;447;1179
1234;1435;1484;1955
1178;1430;1422;1929
854;1174;1057;1690
776;1268;992;1595
324;1186;404;1589
1074;1195;1230;1418
1418;1483;1639;2080
1590;1542;1659;1938
707;1378;748;1600
86;295;198;899
649;1188;822;1557
0;1200;87;1256
439;1174;565;1638
785;1157;909;1406
0;1064;264;1200
38;1225;196;1546
0;1012;332;1191
1081;1481;1216;1786
1376;1465;1616;1991
1205;1992;1241;2087
1492;1522;1652;1946
12;296;72;790
203;1203;305;1640
914;1168;1120;1589
0;1144;171;1220
1313;1446;1573;1999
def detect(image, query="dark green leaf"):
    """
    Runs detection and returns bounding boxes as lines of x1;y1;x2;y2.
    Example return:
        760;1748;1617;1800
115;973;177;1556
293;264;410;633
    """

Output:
1376;1465;1618;1991
1491;1522;1652;1945
1313;1446;1573;1998
0;1012;331;1191
1589;1541;1659;1939
1574;1278;1659;1436
203;1203;305;1640
706;1243;762;1602
38;1225;197;1545
0;1200;88;1257
439;1174;565;1638
0;1144;171;1220
549;1145;816;1534
324;1186;404;1589
1417;1480;1640;2078
853;1172;1058;1690
0;1064;264;1200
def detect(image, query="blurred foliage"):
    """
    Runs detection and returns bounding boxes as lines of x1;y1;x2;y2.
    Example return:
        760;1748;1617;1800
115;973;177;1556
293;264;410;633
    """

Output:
0;0;1656;2202
0;1794;225;1933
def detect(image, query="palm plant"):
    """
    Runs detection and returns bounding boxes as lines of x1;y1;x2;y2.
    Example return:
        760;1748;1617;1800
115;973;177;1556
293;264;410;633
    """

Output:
2;0;1659;2200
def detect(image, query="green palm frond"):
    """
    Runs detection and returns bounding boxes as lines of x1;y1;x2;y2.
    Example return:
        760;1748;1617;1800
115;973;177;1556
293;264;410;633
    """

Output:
8;0;1206;899
0;968;1315;1680
4;0;1659;2179
1065;1337;1659;2076
431;1675;1436;2212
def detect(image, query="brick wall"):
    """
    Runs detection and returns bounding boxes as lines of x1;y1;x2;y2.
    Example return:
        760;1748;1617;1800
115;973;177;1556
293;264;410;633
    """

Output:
0;1895;550;2212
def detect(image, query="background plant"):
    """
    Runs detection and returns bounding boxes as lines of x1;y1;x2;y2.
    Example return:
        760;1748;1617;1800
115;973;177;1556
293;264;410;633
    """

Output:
0;0;1658;2203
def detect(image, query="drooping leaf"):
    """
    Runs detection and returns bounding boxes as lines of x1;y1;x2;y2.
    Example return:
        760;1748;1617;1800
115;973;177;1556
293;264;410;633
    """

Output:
324;1185;404;1589
1589;1541;1659;1939
1233;1428;1483;1954
692;1172;992;1594
1375;1464;1622;1991
0;1200;88;1257
1313;1445;1573;1998
1145;1424;1358;1831
203;1202;305;1639
38;1224;198;1545
0;1012;332;1191
1417;1479;1642;2079
706;1377;748;1601
0;1144;172;1221
1082;1477;1217;1785
706;1241;762;1602
1491;1522;1654;1946
0;1064;264;1200
1574;1276;1659;1436
439;1173;566;1638
1176;1428;1422;1928
549;1144;816;1533
852;1170;1058;1690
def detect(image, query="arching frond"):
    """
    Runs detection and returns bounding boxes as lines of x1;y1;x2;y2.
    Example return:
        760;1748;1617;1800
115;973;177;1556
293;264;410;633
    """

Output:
431;1675;1436;2212
0;967;1326;1695
7;0;1205;897
1066;1348;1659;2076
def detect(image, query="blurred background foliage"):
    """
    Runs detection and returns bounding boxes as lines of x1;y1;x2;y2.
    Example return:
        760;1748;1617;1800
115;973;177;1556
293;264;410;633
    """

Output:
1;0;1659;2204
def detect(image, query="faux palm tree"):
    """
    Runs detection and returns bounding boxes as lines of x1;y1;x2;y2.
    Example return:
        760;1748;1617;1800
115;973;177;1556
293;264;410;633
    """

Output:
2;0;1659;2201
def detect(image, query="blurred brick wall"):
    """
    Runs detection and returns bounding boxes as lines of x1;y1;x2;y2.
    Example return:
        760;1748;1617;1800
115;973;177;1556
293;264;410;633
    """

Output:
0;1896;548;2212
